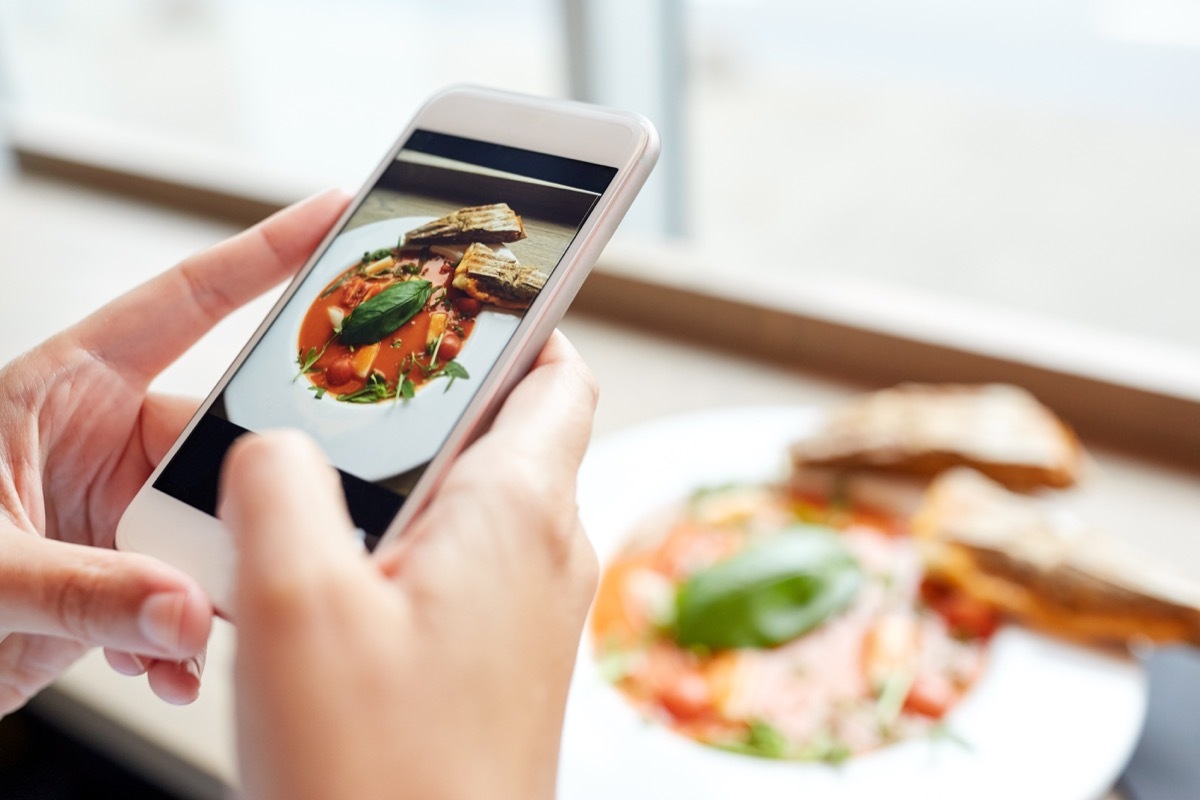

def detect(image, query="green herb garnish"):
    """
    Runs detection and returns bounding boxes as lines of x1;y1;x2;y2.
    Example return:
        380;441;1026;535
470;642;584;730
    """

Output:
717;720;790;760
439;360;468;391
339;280;432;346
335;372;392;404
362;247;393;263
796;728;853;765
293;334;335;381
929;721;972;751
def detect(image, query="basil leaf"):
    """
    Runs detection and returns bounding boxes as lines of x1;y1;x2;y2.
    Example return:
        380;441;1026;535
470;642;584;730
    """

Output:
673;526;861;650
339;280;432;346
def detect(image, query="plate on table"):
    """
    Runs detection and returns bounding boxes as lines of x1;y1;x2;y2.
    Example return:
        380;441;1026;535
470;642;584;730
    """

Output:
223;217;519;481
560;406;1147;800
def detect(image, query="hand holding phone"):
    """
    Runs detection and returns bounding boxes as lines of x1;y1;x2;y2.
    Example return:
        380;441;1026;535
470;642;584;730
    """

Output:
0;191;358;713
117;87;659;612
223;332;598;800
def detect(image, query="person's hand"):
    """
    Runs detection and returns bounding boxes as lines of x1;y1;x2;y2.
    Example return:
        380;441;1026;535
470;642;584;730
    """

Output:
0;191;350;715
221;332;599;800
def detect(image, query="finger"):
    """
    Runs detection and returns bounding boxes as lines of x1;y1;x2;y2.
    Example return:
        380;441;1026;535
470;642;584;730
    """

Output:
69;190;351;385
218;430;360;619
146;650;206;705
140;394;201;466
474;330;599;478
0;533;212;659
375;332;598;572
104;649;150;677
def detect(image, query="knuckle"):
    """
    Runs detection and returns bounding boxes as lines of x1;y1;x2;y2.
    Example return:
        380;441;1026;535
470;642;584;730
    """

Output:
178;257;238;327
52;562;108;643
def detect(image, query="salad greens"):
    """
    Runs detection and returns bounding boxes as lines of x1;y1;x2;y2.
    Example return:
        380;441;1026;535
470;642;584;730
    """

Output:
673;525;862;650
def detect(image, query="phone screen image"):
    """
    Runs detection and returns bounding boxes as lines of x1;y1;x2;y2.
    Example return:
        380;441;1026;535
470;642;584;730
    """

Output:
154;130;617;547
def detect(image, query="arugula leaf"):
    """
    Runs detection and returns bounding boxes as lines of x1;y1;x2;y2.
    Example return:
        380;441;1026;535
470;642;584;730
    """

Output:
335;373;391;404
440;360;469;392
293;335;334;381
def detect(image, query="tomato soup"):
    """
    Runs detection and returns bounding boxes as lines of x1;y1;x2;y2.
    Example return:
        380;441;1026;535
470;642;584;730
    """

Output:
296;247;480;403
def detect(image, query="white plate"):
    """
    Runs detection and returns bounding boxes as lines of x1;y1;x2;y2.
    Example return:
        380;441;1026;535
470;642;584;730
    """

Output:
562;406;1147;800
223;218;519;481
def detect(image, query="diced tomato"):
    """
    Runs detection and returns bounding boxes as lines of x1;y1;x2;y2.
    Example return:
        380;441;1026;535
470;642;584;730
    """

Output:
922;580;1000;640
659;672;714;722
904;673;957;719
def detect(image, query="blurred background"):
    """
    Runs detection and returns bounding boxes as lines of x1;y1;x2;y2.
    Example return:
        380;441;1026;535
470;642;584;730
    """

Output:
2;0;1199;355
2;1;1200;798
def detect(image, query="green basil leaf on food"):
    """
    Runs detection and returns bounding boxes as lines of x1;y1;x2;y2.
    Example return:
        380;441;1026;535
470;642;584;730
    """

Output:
339;280;432;346
673;525;861;650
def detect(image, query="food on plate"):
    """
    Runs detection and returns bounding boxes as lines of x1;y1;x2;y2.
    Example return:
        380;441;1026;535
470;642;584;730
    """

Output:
789;383;1084;491
914;468;1200;646
295;245;475;403
295;205;547;403
592;484;993;762
452;243;547;310
401;202;527;246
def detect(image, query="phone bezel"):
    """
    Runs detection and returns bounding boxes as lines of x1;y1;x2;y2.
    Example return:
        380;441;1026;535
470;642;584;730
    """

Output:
117;86;659;615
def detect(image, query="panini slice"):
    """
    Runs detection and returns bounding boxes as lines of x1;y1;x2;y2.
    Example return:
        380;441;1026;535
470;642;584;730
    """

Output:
914;468;1200;646
452;243;546;310
403;203;527;246
790;384;1084;491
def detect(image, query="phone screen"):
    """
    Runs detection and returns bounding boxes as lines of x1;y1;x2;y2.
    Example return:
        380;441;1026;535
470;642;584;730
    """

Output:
154;130;617;548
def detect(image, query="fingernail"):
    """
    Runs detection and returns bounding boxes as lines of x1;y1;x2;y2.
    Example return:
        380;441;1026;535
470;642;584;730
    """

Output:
138;592;186;653
184;655;203;683
130;654;150;674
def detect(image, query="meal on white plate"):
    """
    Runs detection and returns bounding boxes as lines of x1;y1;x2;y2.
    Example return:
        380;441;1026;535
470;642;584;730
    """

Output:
592;481;995;762
593;383;1196;763
293;203;545;404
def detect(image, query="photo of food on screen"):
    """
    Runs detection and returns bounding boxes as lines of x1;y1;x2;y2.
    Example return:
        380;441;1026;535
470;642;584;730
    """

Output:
153;132;615;543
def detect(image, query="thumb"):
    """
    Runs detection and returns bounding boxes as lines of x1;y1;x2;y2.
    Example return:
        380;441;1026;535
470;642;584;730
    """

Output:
0;531;211;659
217;430;361;620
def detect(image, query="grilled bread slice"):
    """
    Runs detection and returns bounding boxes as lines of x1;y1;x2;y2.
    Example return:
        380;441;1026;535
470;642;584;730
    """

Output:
790;384;1084;491
914;468;1200;646
403;203;527;246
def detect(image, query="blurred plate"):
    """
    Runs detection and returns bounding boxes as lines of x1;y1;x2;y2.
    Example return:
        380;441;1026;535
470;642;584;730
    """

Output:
223;217;519;481
562;406;1147;800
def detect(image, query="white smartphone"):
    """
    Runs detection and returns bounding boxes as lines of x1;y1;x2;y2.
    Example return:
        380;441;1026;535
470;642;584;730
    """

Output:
117;86;659;613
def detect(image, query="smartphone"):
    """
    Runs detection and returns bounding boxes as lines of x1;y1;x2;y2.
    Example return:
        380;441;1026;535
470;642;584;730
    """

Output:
117;86;659;613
